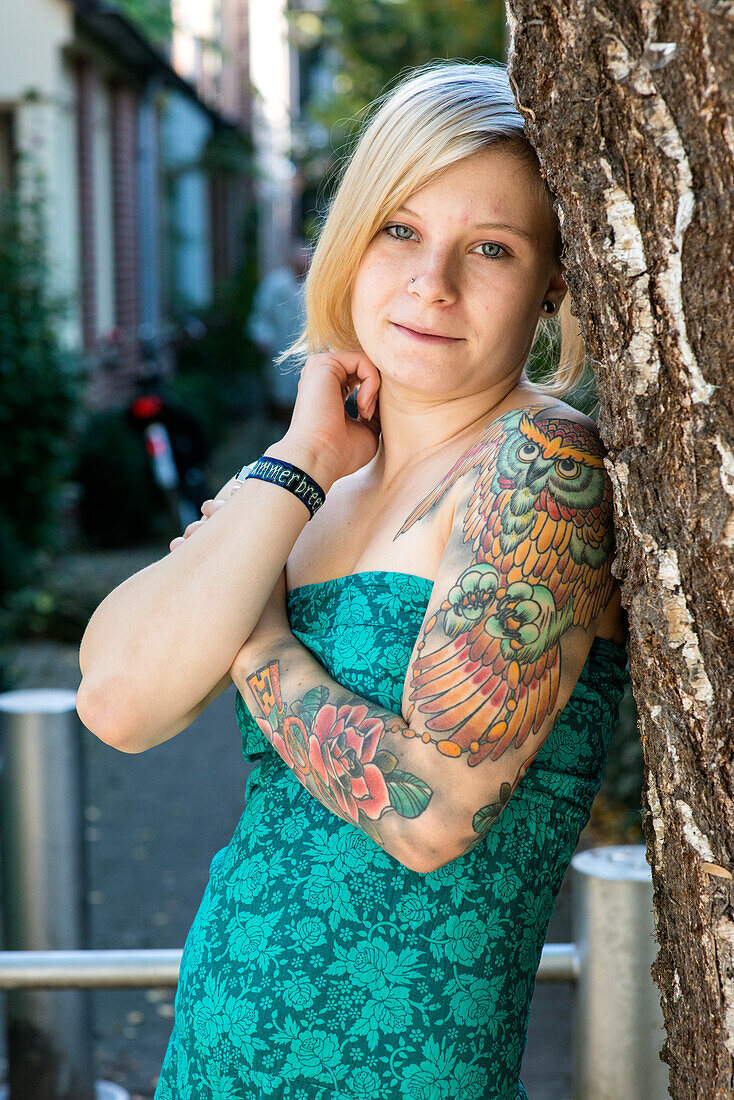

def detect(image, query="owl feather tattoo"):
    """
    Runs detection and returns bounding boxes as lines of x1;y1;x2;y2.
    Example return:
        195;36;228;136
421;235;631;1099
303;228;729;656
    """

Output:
397;404;615;769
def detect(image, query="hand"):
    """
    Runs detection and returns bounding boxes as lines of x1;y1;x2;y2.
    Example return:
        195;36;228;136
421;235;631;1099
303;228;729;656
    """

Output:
280;351;382;485
168;480;243;551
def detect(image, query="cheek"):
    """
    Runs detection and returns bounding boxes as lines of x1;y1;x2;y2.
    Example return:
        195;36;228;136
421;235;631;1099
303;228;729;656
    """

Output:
471;284;525;336
351;260;389;330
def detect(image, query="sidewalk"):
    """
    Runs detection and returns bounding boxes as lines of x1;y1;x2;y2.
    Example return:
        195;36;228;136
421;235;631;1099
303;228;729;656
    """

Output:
0;667;586;1099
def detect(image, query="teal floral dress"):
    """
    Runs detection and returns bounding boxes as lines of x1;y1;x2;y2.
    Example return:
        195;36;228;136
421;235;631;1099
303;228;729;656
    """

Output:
154;571;630;1100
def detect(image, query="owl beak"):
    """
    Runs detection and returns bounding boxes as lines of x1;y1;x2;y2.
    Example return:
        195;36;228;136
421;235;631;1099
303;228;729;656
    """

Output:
525;459;549;490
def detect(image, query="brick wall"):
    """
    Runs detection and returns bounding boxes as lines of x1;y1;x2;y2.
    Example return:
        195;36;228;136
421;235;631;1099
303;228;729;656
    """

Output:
75;58;97;353
110;82;141;389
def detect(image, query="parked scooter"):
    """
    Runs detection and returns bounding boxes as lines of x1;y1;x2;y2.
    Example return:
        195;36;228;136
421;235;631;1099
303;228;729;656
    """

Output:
127;324;213;534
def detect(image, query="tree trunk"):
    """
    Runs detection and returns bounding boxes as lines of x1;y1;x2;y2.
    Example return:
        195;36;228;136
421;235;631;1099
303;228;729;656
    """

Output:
504;2;734;1095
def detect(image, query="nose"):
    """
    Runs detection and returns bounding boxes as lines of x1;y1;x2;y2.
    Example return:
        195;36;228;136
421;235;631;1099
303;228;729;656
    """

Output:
408;248;459;305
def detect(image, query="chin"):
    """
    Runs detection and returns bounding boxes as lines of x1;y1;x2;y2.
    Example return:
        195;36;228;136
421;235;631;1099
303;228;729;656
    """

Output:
385;355;460;394
356;326;462;383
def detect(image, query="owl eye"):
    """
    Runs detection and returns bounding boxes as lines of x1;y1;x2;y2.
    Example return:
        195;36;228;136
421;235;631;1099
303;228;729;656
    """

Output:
516;442;539;462
556;457;579;479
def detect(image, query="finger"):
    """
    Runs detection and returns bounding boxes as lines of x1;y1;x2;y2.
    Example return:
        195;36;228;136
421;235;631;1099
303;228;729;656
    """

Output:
358;384;379;420
357;369;381;412
316;350;380;393
354;381;368;411
346;362;381;398
362;403;381;437
169;536;185;551
343;371;380;419
353;353;381;393
183;518;205;538
353;375;376;415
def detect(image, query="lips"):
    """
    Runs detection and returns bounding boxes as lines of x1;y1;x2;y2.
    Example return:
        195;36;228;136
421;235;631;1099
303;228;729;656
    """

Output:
391;321;461;343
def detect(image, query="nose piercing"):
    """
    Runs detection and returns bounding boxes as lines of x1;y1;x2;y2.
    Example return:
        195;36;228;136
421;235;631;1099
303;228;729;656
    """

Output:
409;277;416;283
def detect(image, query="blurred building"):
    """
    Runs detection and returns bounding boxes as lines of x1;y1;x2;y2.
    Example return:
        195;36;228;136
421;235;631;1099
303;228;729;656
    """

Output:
246;0;299;278
171;0;251;130
169;0;254;285
0;0;253;408
246;0;334;276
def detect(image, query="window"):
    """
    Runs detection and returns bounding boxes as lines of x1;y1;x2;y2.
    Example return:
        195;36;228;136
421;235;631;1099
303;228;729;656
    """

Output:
0;110;16;196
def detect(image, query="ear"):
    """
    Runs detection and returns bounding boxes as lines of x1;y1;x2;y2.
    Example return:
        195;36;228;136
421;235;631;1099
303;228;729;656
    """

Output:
544;268;568;312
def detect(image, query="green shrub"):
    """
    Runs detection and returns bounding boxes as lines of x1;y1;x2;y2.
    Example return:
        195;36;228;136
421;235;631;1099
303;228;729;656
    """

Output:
526;316;599;419
73;406;171;548
0;183;83;688
599;686;644;834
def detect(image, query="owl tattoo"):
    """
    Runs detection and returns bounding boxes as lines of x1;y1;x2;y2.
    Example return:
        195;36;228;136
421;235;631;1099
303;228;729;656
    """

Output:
397;404;615;768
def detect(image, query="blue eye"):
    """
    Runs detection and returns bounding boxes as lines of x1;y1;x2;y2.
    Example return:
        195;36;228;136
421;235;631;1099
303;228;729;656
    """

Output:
383;225;508;260
472;242;508;260
385;224;415;241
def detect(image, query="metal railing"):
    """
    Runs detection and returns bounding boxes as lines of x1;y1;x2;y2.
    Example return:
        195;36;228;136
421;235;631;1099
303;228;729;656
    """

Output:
0;690;669;1099
0;941;577;988
0;949;183;989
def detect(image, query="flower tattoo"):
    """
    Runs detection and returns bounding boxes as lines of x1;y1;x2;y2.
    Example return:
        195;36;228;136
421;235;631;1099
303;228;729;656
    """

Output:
246;661;432;830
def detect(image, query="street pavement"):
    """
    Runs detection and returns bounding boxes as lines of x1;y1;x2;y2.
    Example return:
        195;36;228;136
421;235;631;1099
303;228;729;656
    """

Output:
1;637;578;1100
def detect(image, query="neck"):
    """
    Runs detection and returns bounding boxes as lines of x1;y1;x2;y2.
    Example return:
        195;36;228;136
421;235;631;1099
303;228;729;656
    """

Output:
367;370;544;490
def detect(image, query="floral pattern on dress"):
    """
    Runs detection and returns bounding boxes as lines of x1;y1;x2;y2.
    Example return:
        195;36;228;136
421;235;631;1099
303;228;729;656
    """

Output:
154;571;630;1100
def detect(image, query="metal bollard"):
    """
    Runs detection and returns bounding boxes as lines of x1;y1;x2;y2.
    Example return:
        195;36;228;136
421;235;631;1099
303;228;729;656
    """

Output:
572;844;668;1100
0;689;95;1100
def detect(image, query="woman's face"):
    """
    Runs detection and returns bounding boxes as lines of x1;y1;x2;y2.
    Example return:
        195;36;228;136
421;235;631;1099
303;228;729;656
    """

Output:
350;146;566;397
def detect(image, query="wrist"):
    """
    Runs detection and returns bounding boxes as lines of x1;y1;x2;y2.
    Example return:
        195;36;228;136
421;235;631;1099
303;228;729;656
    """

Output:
265;435;340;493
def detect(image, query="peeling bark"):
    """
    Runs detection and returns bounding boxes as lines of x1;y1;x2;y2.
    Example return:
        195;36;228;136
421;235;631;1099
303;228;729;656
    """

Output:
505;2;734;1095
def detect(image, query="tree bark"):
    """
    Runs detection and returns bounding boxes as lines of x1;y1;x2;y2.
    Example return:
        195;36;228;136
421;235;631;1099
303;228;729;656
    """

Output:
505;2;734;1095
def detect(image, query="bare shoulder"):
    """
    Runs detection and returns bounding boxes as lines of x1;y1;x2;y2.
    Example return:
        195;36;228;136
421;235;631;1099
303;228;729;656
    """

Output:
477;397;600;446
412;393;626;640
454;398;602;479
488;398;626;644
432;398;604;510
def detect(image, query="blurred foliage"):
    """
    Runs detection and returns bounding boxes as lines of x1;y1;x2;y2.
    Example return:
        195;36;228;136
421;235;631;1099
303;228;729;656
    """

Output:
113;0;173;47
163;128;256;181
0;181;83;688
524;318;600;420
289;0;508;232
160;126;262;440
291;0;507;143
199;128;257;178
169;206;265;441
597;687;644;841
73;406;170;549
4;542;132;646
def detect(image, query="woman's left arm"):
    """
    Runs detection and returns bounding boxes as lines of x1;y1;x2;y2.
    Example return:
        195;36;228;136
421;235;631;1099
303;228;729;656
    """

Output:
231;405;620;877
229;570;431;873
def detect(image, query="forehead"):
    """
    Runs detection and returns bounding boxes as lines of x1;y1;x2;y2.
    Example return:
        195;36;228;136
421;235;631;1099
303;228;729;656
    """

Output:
402;147;551;237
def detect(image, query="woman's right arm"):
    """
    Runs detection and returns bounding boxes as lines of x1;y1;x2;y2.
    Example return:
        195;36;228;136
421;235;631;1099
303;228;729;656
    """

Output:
76;437;336;753
107;475;276;744
76;351;382;754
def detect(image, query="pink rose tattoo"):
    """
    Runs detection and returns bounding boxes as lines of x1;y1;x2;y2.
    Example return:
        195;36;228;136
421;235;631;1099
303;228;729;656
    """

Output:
246;661;431;829
309;702;389;821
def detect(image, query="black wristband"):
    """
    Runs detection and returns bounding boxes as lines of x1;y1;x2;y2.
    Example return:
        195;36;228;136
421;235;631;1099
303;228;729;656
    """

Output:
235;456;326;519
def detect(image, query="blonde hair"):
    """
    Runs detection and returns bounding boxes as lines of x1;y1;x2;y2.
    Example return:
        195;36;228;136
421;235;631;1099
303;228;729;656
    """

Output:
279;60;587;400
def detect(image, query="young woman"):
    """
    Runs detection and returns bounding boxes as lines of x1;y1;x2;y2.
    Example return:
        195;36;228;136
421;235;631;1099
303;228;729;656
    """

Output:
78;60;629;1100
